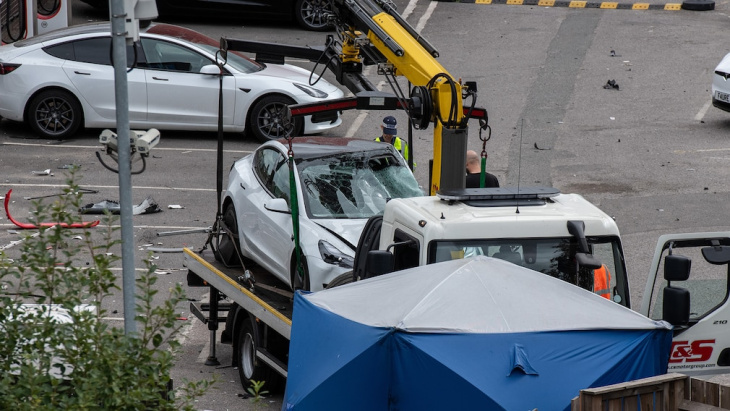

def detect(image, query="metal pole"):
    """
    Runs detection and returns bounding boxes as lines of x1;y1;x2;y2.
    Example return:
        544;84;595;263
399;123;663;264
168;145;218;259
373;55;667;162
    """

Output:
110;0;136;335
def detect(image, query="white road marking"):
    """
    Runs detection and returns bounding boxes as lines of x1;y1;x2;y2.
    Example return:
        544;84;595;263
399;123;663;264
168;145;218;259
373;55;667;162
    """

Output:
417;1;438;32
2;141;252;154
695;100;712;122
0;183;216;191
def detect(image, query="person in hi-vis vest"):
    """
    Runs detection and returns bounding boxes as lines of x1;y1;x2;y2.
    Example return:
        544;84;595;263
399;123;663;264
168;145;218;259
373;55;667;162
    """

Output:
594;264;612;300
375;116;410;162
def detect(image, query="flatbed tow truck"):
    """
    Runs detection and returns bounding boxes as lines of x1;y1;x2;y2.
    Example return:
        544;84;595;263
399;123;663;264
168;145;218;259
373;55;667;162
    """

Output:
184;0;730;395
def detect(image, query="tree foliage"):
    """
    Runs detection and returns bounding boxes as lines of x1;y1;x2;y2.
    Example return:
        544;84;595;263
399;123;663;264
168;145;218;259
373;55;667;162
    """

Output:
0;170;210;410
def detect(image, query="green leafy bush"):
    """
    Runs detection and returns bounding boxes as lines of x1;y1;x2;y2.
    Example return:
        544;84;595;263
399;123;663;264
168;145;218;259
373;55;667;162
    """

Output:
0;171;210;410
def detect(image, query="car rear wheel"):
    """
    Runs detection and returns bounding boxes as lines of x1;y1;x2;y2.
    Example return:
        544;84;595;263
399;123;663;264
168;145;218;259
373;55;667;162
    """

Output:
294;0;333;31
247;95;303;143
27;89;83;139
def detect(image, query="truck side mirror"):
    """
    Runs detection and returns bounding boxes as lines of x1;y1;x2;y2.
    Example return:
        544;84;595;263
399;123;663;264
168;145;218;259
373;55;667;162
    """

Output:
365;251;395;279
665;254;691;281
576;252;602;270
663;254;691;329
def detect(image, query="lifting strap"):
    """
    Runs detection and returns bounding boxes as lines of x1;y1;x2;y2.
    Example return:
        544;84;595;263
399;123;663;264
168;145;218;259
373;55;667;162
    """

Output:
287;136;306;290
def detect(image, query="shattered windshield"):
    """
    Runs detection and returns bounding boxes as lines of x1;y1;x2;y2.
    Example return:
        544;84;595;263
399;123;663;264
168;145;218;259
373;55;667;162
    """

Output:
299;153;422;219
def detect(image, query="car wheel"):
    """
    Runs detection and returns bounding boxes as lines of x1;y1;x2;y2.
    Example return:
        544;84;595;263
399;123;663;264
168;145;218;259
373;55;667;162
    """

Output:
237;315;276;389
325;271;354;289
294;0;333;31
27;89;83;139
291;256;311;291
214;202;244;267
247;95;303;143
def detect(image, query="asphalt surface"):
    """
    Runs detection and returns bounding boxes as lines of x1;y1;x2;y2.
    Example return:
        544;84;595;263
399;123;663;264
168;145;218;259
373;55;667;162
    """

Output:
2;0;730;409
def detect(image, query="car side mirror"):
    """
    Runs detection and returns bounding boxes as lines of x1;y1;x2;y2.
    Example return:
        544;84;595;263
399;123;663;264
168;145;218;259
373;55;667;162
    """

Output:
200;64;221;75
264;198;289;213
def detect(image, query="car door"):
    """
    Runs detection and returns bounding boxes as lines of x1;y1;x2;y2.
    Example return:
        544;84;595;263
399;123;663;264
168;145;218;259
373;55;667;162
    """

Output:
138;37;235;128
57;37;147;122
239;147;294;280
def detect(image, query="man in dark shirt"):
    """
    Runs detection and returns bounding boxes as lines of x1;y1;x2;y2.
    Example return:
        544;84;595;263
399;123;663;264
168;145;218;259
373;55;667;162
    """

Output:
465;150;499;188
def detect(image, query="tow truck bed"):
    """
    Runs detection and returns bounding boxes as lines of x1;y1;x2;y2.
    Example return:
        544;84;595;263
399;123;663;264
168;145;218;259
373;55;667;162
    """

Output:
183;247;293;340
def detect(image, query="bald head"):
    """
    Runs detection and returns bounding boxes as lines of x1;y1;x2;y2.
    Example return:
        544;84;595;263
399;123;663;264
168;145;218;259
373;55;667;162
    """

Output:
466;150;481;173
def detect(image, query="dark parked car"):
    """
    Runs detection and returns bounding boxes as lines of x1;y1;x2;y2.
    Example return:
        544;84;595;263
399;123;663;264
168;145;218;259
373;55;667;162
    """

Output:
79;0;334;31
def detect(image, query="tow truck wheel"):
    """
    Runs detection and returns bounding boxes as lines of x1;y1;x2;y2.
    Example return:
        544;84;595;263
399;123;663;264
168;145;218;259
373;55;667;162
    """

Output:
237;316;274;388
325;271;354;289
248;95;303;143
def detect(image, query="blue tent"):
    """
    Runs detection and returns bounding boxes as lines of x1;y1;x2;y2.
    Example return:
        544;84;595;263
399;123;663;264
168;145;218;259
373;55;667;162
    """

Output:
283;256;672;411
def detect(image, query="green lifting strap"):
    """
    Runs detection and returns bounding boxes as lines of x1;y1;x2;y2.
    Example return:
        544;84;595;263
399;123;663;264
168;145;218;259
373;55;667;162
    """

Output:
480;156;487;188
289;153;306;289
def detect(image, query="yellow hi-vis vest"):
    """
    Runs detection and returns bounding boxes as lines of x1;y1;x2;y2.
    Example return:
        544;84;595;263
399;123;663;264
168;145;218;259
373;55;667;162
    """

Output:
375;136;409;162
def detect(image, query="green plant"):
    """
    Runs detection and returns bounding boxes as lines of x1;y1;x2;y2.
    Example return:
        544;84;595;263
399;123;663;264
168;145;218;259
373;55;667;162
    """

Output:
247;380;270;408
0;169;211;410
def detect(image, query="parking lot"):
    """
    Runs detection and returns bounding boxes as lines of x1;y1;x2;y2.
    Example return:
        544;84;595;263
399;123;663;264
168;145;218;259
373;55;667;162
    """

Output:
2;0;730;408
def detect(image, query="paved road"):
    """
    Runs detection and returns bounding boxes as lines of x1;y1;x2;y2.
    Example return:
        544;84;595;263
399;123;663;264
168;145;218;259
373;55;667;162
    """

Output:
2;0;730;408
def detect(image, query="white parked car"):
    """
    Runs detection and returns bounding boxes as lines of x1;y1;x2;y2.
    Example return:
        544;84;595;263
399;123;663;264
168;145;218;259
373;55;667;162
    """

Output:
0;23;344;141
712;52;730;112
218;137;423;292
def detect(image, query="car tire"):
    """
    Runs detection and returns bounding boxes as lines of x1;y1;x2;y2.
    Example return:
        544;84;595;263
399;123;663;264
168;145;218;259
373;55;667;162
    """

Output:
247;95;303;143
291;256;311;291
27;89;83;139
325;271;354;289
214;202;244;267
294;0;333;32
236;315;278;390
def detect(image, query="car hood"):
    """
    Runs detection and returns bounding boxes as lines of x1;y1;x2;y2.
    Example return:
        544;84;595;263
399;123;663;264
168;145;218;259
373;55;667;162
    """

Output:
259;64;342;95
717;52;730;73
312;218;368;251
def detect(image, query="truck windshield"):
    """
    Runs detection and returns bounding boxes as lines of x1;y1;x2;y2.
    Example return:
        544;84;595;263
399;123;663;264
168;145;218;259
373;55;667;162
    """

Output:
428;237;629;307
299;154;422;219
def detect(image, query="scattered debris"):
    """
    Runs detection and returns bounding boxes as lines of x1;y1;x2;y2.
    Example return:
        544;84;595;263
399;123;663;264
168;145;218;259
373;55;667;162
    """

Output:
4;189;99;229
168;205;184;209
603;79;619;90
57;164;80;169
610;117;616;120
78;196;162;215
32;168;53;176
147;247;185;253
609;50;622;57
534;142;550;150
154;269;170;275
133;196;162;215
79;199;120;214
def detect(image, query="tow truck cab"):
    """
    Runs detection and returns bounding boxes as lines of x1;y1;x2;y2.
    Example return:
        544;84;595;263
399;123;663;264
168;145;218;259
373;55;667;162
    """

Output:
358;187;632;307
641;233;730;376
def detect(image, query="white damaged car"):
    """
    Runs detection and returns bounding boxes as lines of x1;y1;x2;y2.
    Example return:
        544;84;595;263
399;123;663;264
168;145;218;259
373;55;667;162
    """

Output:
218;137;423;291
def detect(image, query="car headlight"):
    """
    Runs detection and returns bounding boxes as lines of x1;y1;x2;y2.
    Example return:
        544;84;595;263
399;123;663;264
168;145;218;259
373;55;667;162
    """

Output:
293;83;328;99
318;240;354;268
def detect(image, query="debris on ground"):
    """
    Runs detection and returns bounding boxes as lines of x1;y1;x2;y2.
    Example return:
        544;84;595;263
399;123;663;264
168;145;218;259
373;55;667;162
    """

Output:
168;204;184;209
603;79;619;90
133;196;162;215
32;168;53;176
78;196;162;215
